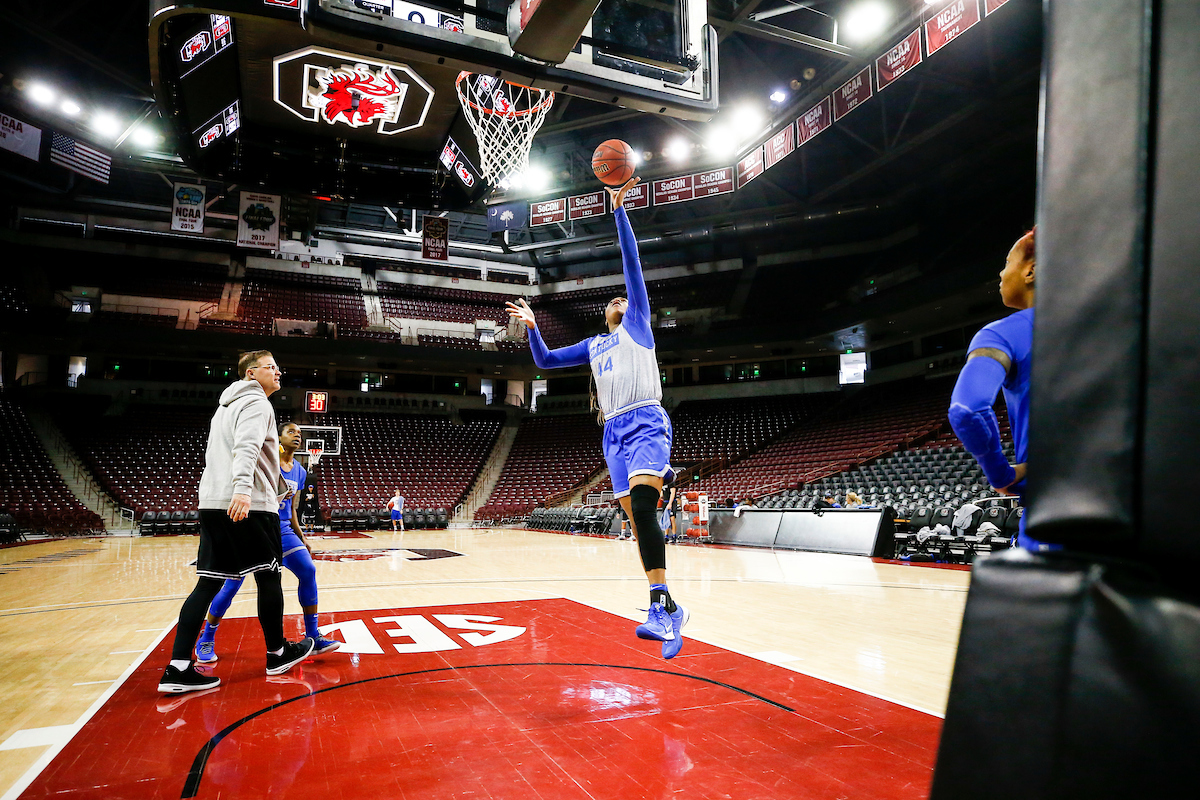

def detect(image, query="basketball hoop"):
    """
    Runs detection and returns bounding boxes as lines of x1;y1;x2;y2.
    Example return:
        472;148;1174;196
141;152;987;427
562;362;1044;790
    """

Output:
305;445;323;468
455;72;554;187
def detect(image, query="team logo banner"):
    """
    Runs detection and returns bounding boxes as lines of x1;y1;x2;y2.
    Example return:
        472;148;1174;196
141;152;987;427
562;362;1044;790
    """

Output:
833;67;873;121
0;113;41;162
273;47;435;136
925;0;981;56
876;29;922;91
422;215;449;260
237;191;280;249
171;183;206;233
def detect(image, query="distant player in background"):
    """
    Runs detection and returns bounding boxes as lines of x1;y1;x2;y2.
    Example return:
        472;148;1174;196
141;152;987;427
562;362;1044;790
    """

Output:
298;483;320;530
948;227;1053;551
194;422;342;664
387;489;405;532
507;177;689;660
660;470;678;543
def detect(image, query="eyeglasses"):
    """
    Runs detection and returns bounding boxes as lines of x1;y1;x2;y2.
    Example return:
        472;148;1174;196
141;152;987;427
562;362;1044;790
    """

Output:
250;365;285;374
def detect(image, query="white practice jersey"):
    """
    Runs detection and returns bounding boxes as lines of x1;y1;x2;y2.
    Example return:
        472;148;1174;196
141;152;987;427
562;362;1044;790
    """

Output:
588;321;662;420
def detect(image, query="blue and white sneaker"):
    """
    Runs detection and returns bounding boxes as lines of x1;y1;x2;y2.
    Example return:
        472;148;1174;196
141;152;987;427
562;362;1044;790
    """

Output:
311;637;342;655
661;603;690;660
194;639;218;664
635;602;674;642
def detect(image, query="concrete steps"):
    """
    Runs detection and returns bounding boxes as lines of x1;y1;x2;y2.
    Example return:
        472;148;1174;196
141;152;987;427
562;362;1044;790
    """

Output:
455;420;520;523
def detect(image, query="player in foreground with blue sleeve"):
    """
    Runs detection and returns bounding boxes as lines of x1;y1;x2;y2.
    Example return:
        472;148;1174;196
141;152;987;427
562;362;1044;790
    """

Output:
948;227;1054;551
194;422;342;663
506;177;688;659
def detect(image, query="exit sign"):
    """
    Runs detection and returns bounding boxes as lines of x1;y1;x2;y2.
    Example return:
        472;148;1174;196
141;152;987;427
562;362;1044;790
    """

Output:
305;391;329;413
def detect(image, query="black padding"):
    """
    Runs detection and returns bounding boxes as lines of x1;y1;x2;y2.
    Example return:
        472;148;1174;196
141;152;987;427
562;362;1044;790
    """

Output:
931;549;1200;800
1139;0;1200;562
630;484;666;572
1027;0;1151;544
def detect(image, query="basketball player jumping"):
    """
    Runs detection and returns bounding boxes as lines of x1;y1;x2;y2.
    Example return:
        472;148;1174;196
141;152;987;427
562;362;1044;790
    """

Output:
507;177;688;659
193;421;342;664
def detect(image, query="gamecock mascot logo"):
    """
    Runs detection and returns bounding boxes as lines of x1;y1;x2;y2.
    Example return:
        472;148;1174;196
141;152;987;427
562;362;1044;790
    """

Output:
309;65;405;128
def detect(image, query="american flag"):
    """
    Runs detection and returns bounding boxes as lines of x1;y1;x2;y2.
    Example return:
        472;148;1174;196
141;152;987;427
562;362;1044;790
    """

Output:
49;132;111;184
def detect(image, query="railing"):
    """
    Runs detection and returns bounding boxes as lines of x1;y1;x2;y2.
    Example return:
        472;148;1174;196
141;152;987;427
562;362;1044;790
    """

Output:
544;464;607;508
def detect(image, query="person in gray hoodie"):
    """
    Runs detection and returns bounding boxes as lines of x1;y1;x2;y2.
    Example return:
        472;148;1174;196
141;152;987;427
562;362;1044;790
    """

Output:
159;350;314;694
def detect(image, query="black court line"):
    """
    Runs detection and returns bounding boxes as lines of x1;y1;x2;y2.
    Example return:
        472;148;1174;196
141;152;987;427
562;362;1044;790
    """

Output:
182;661;804;798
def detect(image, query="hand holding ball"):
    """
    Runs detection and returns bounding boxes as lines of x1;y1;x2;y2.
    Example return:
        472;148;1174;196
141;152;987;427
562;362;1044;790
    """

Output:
591;139;636;186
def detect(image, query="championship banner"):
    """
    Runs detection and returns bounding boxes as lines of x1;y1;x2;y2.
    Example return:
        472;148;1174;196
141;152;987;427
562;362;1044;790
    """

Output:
796;97;832;146
620;182;650;210
568;191;606;221
421;215;449;260
236;191;280;249
876;29;922;91
171;183;207;233
985;0;1010;15
764;123;795;169
833;67;873;121
530;198;566;226
925;0;981;56
736;146;765;189
0;113;41;162
692;167;734;198
653;175;695;206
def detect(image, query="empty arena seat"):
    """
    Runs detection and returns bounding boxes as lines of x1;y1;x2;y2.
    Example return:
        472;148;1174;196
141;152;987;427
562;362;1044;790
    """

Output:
910;506;934;530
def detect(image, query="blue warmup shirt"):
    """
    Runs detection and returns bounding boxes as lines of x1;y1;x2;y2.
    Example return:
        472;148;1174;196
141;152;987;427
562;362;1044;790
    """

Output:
526;206;662;420
949;308;1034;492
278;459;307;535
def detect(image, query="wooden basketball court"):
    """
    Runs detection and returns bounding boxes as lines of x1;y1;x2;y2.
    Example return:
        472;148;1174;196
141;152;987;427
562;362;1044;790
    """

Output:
0;530;969;799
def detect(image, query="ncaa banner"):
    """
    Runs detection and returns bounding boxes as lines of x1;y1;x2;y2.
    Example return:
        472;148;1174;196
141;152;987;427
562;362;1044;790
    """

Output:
985;0;1011;14
0;113;41;162
833;67;873;121
237;191;281;249
876;29;922;91
925;0;981;56
422;215;449;260
171;182;206;233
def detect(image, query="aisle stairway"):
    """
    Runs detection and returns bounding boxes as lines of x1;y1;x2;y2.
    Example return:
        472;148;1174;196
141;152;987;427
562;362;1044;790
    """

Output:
456;420;520;524
25;410;125;531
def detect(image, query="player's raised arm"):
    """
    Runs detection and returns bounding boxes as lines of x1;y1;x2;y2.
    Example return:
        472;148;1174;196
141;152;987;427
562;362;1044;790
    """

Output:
506;298;590;369
605;178;652;346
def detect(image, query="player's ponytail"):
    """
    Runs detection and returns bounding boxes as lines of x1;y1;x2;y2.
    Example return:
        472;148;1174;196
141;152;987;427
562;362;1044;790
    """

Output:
588;372;605;426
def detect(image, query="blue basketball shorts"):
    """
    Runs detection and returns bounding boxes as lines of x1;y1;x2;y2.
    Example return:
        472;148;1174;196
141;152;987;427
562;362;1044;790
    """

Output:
391;509;402;521
602;404;673;499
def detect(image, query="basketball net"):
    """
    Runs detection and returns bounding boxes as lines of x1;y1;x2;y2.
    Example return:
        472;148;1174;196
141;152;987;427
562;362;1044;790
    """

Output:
455;72;554;187
305;446;323;468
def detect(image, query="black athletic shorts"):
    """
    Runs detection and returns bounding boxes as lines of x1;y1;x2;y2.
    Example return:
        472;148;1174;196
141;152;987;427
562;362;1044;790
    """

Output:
196;509;282;580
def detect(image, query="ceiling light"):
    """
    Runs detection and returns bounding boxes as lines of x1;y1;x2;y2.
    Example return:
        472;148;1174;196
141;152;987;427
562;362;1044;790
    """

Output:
731;105;764;140
705;125;736;157
664;137;690;163
28;83;56;106
91;113;121;139
843;2;890;43
770;90;787;104
132;126;160;148
60;99;81;116
525;165;551;192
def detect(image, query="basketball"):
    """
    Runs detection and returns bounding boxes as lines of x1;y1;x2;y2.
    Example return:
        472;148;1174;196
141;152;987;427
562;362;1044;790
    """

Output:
591;139;636;186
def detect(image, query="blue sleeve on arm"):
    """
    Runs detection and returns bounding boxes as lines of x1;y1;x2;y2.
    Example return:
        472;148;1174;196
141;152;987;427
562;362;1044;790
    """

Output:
528;325;591;369
948;356;1017;490
614;206;654;348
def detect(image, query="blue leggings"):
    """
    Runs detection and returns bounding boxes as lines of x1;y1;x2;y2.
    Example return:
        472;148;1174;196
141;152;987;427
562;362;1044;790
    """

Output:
209;547;319;618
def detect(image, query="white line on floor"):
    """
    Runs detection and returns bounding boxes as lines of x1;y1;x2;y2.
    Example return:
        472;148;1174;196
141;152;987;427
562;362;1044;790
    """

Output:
71;680;115;687
0;726;75;751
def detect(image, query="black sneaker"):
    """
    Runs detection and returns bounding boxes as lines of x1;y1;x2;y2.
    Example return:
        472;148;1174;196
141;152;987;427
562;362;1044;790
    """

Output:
157;664;221;694
266;638;315;676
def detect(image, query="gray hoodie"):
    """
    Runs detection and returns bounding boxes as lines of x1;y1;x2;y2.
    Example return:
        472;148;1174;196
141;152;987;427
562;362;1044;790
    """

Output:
198;380;287;513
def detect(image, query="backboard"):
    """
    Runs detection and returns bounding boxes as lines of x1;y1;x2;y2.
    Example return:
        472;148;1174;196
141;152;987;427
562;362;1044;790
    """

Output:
148;0;715;207
297;425;343;456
